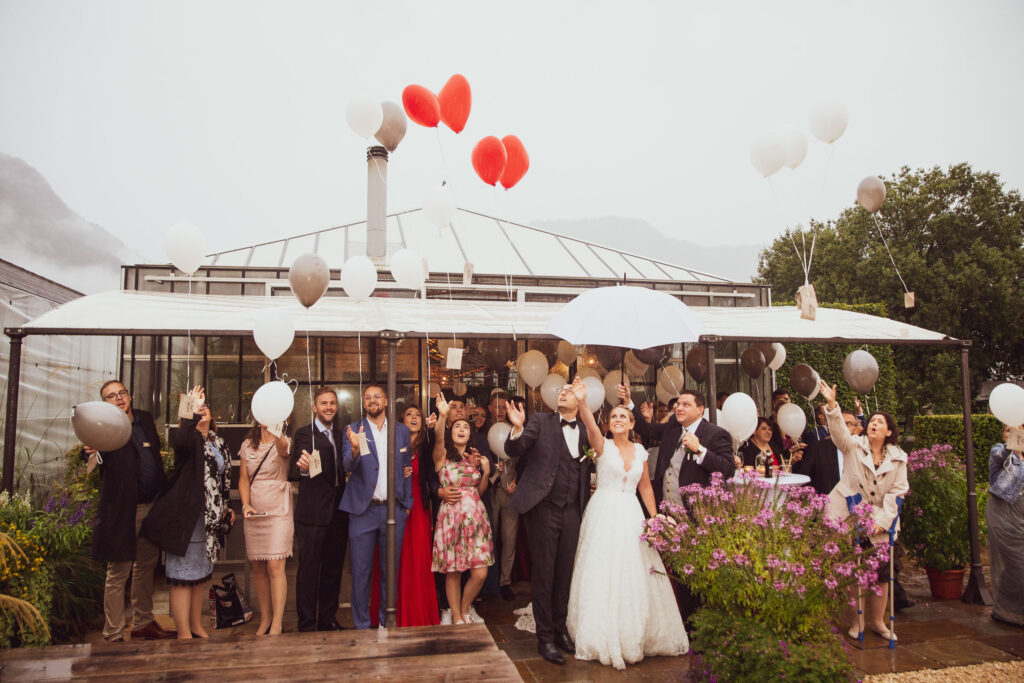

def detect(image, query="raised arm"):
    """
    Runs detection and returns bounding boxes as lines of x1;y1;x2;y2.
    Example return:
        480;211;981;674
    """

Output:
818;380;858;456
571;377;604;456
432;394;450;470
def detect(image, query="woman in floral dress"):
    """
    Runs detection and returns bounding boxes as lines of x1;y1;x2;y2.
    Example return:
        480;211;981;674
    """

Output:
431;394;494;625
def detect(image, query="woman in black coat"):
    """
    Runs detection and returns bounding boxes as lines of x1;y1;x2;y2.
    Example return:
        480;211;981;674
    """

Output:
142;386;233;638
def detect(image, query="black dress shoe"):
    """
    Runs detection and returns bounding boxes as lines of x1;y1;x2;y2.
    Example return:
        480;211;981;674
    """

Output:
538;640;565;665
554;632;576;654
894;598;916;611
500;585;515;601
317;620;346;631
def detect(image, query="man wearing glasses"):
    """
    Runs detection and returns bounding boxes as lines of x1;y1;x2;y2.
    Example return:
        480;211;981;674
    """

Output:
82;380;174;641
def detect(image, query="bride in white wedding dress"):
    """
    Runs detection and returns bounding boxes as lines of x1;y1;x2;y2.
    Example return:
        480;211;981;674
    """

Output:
566;379;689;670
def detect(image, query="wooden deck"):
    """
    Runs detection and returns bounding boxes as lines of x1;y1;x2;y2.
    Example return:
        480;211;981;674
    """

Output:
0;624;521;682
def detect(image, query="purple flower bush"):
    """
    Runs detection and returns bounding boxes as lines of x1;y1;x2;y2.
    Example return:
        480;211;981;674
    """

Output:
643;473;882;681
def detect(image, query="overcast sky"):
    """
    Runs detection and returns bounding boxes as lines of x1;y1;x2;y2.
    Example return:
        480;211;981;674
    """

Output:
1;0;1022;260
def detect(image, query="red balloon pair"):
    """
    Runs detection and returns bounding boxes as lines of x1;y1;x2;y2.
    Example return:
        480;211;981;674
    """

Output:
472;135;529;189
402;75;471;134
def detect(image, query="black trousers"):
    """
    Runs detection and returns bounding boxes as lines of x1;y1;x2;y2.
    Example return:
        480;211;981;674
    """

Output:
294;509;348;632
524;498;581;643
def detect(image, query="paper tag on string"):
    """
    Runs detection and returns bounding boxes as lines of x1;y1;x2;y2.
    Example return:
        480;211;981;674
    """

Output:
463;261;474;286
177;393;195;419
267;422;283;438
446;347;464;370
796;283;818;321
1007;427;1024;452
358;431;371;456
308;449;322;478
904;291;916;308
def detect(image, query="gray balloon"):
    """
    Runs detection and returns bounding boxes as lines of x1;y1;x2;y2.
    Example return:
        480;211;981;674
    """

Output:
857;176;886;213
289;252;330;308
752;341;776;366
740;347;765;378
374;101;407;152
789;364;820;399
685;346;708;384
71;401;132;452
843;349;880;394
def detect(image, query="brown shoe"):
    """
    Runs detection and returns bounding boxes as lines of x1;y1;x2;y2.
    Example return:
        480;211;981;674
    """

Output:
131;621;177;640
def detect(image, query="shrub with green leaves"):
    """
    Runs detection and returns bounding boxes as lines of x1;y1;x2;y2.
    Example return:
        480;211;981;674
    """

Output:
909;414;1003;484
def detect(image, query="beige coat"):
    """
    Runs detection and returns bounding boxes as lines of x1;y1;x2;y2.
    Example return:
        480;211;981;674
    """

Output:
825;406;909;540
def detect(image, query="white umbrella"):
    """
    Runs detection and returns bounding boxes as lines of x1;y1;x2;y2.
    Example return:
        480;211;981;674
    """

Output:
545;285;704;348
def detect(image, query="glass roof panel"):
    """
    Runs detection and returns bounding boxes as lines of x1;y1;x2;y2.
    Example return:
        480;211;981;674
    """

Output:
621;253;665;279
212;248;251;267
400;210;467;274
503;224;587;278
280;234;318;267
590;245;644;279
315;228;347;268
556;238;615;277
248;242;286;267
450;214;531;276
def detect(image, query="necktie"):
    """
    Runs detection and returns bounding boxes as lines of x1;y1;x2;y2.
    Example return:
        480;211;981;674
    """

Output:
323;427;338;486
560;418;578;429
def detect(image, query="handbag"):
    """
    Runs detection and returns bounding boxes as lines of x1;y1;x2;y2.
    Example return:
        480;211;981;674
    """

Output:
989;447;1024;503
208;573;254;629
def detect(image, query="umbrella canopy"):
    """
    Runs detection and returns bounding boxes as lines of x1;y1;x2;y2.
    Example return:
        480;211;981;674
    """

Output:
545;285;705;348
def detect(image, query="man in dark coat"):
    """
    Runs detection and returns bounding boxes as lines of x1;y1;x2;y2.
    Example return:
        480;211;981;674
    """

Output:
83;380;174;642
505;383;592;666
290;386;348;632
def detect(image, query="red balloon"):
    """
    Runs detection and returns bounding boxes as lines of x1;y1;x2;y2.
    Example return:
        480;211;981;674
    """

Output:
402;85;440;128
500;135;529;189
471;136;508;186
438;74;471;134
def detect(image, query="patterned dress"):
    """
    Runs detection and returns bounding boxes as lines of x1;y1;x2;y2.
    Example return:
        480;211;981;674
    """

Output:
431;454;494;573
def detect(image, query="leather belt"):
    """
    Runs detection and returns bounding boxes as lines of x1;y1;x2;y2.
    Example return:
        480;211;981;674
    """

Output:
370;498;388;506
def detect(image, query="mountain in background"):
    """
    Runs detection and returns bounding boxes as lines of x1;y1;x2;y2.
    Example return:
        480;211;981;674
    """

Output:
532;216;763;283
0;152;135;294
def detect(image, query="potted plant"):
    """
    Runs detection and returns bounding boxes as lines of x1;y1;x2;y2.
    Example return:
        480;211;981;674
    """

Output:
900;444;986;599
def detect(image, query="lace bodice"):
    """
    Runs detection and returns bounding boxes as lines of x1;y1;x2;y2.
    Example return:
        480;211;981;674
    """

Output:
596;439;648;494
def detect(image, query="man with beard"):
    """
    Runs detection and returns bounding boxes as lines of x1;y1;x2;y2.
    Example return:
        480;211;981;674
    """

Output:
340;384;413;629
290;386;348;631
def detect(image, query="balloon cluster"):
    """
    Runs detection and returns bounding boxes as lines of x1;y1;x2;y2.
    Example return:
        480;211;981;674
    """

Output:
471;135;530;189
749;100;848;178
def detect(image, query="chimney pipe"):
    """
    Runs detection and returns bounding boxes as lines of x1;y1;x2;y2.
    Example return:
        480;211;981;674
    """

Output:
366;146;388;264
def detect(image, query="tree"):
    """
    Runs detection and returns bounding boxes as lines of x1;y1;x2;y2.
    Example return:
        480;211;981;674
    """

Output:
755;164;1024;419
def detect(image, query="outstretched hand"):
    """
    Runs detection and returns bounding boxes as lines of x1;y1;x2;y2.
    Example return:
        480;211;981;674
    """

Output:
507;399;526;429
346;425;363;454
435;393;450;417
570;377;587;403
818;380;838;409
640;401;654;423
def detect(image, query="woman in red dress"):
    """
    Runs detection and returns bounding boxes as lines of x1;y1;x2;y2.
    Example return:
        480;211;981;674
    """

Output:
397;405;439;626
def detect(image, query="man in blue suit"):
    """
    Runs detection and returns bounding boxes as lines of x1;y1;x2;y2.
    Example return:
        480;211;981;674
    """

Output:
340;384;413;629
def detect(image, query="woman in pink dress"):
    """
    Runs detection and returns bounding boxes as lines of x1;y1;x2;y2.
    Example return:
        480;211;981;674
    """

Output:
431;395;494;625
238;419;292;635
397;405;440;626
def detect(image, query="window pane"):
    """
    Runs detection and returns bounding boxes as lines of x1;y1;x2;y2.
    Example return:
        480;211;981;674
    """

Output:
324;338;372;383
276;337;321;384
207;337;240;423
240;338;267;424
169;336;204;416
374;338;421;381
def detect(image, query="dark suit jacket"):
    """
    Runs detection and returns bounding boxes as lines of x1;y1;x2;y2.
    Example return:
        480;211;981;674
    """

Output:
795;437;841;496
634;409;735;505
505;412;592;515
290;422;346;526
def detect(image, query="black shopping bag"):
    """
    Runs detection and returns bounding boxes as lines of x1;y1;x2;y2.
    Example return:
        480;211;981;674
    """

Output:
208;573;253;629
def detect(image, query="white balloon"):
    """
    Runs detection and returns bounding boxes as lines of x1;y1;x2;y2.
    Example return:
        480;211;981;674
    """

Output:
807;382;821;401
990;383;1024;426
390;248;427;290
603;370;624;408
623;351;649;380
71;401;132;452
340;255;378;300
658;365;685;395
655;383;675;405
719;392;758;442
164;222;207;275
582;376;605;413
346;96;384;140
452;381;467;397
576;366;601;381
517;350;549;389
540;373;564;410
768;343;787;371
808;99;849;144
780;127;808;169
252;309;295;360
749;129;787;178
777;403;807;440
556;341;578;366
251;381;294;425
487;422;512;459
423;185;457;228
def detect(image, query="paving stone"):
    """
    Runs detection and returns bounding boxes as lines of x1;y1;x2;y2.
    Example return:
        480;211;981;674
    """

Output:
904;638;1018;667
976;634;1024;659
849;647;942;675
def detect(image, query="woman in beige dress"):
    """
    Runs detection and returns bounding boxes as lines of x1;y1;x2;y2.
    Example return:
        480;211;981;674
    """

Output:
238;419;292;635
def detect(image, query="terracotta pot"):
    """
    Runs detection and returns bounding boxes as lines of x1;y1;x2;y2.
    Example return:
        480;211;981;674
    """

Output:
925;566;967;599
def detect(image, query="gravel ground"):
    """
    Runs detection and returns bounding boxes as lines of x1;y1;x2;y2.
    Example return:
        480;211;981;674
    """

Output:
865;661;1024;682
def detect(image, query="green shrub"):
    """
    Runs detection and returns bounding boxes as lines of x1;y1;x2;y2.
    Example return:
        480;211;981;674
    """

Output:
690;608;858;682
772;302;898;419
0;495;54;648
908;414;1003;483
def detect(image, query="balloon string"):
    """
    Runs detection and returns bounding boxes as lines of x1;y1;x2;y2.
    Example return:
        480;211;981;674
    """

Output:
186;275;192;387
305;329;314;433
357;330;363;412
806;227;817;280
871;214;910;293
444;273;456;342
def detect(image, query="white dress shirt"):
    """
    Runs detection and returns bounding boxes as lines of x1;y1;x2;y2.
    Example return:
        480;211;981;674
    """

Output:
508;415;582;459
368;418;389;500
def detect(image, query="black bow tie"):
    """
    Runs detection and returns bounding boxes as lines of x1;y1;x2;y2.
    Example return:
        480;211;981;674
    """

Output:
560;419;578;429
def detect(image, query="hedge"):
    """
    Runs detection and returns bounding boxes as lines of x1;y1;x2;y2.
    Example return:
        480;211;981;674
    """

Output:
772;302;898;421
908;414;1004;484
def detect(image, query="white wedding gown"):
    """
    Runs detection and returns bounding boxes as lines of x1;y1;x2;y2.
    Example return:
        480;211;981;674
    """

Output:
566;439;689;670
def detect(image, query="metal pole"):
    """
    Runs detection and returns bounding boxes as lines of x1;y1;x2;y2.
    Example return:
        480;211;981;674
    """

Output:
3;331;25;494
366;146;389;265
704;337;718;424
958;343;991;605
383;332;400;627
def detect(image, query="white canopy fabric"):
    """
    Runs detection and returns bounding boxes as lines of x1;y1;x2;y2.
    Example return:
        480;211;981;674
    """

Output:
12;290;958;345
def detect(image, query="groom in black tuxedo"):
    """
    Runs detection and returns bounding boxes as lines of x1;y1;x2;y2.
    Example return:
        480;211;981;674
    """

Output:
505;384;592;666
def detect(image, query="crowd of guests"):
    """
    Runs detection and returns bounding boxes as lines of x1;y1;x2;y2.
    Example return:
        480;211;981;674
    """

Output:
83;372;1020;647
